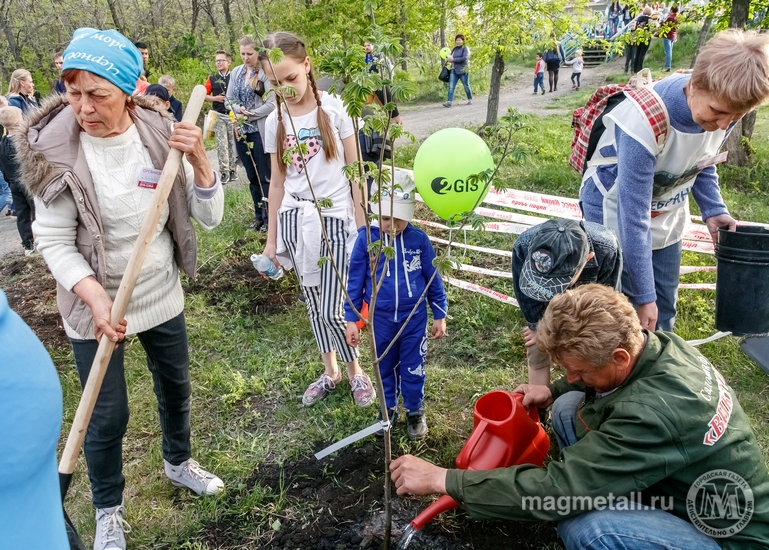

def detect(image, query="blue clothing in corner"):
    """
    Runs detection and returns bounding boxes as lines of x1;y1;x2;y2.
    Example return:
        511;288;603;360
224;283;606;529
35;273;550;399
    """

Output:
0;290;67;549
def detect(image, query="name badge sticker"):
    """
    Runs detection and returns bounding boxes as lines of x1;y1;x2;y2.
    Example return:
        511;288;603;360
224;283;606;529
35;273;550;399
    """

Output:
696;151;728;172
137;167;162;190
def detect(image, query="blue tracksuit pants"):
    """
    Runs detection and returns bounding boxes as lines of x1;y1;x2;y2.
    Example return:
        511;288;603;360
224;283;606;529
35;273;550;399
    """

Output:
373;307;428;411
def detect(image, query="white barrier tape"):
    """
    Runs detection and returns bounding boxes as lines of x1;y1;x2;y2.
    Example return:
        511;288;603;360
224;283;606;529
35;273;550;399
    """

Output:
443;276;520;306
679;266;717;274
416;218;715;255
315;420;384;460
428;236;513;258
397;166;768;232
687;331;732;346
679;283;716;290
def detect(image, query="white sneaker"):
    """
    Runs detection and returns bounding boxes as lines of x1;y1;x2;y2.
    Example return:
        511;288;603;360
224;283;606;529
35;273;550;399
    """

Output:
164;458;224;495
94;504;131;550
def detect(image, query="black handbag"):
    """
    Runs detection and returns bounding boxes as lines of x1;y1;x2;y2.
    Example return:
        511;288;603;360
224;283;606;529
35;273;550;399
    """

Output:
438;65;450;82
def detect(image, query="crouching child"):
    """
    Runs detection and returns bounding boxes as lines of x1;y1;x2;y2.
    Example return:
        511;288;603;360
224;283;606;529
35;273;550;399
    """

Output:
345;175;447;440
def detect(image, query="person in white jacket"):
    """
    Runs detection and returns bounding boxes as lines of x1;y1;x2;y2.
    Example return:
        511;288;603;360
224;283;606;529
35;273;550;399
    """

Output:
565;50;584;91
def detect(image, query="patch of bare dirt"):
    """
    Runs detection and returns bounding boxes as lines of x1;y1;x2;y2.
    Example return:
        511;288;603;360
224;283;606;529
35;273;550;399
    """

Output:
0;256;67;349
202;442;562;549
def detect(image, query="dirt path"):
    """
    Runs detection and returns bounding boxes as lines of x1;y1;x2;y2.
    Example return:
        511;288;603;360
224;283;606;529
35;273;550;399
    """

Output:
398;57;625;141
0;59;626;262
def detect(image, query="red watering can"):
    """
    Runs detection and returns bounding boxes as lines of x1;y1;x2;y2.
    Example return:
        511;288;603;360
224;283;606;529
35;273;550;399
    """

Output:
400;391;550;544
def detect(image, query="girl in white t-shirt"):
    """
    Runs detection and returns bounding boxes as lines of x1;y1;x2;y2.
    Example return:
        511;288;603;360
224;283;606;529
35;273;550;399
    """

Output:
259;31;374;408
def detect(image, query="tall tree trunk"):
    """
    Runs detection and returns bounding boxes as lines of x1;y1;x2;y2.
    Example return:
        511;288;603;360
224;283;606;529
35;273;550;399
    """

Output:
105;0;125;35
0;21;22;64
485;49;505;127
730;0;750;27
191;0;199;33
399;0;407;70
222;0;237;55
439;0;446;47
725;0;753;165
690;16;712;68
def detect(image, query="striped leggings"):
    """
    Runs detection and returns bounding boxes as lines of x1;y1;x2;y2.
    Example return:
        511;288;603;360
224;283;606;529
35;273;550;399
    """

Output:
280;209;359;363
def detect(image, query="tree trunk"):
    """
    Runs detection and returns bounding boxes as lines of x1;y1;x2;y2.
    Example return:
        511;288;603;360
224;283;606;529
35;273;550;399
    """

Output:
730;0;750;28
190;0;199;33
690;16;712;68
725;0;753;165
0;20;22;65
439;0;446;47
485;49;505;128
105;0;125;34
724;119;748;166
399;0;407;71
222;0;237;55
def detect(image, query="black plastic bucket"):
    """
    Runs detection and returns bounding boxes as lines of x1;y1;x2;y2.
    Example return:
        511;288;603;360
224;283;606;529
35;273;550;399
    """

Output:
715;226;769;335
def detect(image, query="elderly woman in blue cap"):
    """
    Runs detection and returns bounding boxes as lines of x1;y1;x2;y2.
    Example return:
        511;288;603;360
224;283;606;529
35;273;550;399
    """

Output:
18;29;224;550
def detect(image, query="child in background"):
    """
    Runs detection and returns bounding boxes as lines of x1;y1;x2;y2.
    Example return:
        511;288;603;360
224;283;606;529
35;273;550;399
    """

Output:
0;106;35;254
259;32;376;408
565;50;584;90
533;53;545;95
344;175;448;440
158;74;183;121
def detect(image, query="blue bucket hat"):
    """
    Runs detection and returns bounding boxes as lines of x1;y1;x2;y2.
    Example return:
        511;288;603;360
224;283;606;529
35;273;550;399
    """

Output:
61;28;143;95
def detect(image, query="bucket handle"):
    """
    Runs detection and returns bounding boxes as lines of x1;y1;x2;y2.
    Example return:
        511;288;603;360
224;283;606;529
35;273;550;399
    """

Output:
455;419;488;469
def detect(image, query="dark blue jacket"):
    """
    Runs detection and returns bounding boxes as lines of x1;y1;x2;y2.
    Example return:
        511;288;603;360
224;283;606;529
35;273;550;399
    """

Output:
345;224;448;323
450;46;470;75
512;220;622;327
7;94;38;114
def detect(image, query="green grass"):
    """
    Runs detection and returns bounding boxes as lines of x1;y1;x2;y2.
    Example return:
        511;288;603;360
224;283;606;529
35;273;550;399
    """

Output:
12;37;769;547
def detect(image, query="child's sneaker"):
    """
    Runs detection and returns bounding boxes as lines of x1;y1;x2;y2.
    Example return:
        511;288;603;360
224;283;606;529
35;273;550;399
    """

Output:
376;407;399;437
350;373;375;407
164;458;224;495
406;409;428;440
302;372;342;406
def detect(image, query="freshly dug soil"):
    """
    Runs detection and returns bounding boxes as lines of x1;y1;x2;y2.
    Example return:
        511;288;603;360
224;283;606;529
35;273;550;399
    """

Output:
204;442;562;549
0;256;68;349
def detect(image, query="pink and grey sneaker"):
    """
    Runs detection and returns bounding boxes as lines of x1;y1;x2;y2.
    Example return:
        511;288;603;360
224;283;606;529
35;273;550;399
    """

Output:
302;372;342;406
350;373;375;407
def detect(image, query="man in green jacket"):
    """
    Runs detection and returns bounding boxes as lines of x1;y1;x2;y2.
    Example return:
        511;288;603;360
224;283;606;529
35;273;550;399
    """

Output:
391;285;769;549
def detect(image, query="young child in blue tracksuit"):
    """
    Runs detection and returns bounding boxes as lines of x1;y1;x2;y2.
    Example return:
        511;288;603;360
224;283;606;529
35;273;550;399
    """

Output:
344;176;447;440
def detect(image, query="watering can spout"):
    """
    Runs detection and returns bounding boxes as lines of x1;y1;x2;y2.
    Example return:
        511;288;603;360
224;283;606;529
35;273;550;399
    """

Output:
398;391;550;545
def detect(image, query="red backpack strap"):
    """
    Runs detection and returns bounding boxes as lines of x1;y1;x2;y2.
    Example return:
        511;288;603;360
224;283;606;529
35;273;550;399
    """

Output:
624;86;670;153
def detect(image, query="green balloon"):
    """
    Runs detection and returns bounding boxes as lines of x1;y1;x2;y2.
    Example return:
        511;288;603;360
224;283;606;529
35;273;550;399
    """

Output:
414;128;494;223
439;47;452;60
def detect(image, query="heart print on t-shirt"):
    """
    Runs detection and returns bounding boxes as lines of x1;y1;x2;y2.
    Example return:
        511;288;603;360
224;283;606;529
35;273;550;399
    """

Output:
285;127;323;173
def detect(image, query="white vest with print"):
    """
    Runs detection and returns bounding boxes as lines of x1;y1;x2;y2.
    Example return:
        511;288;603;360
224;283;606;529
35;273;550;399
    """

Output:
582;85;726;250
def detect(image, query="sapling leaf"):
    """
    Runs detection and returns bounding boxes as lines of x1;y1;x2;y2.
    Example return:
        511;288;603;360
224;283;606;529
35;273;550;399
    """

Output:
268;47;284;65
317;198;334;209
317;256;329;268
383;246;395;259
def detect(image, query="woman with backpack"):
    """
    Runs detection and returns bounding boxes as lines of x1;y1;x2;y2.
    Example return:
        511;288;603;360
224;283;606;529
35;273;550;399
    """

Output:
578;30;769;332
544;46;562;92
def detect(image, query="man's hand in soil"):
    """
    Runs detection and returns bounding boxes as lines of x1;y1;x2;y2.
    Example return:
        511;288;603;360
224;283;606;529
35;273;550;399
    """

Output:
390;454;447;496
513;384;554;409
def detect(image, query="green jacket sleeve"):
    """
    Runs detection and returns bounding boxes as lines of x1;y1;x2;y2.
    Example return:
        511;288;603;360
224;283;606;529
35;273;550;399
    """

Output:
445;400;687;521
548;376;585;401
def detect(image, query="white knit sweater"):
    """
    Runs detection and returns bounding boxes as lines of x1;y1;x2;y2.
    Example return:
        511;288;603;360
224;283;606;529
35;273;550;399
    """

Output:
34;124;223;339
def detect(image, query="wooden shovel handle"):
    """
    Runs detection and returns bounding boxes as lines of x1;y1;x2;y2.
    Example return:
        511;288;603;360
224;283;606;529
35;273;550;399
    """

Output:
58;85;208;475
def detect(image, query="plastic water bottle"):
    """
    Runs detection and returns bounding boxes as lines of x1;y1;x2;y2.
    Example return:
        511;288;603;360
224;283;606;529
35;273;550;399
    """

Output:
251;254;284;280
